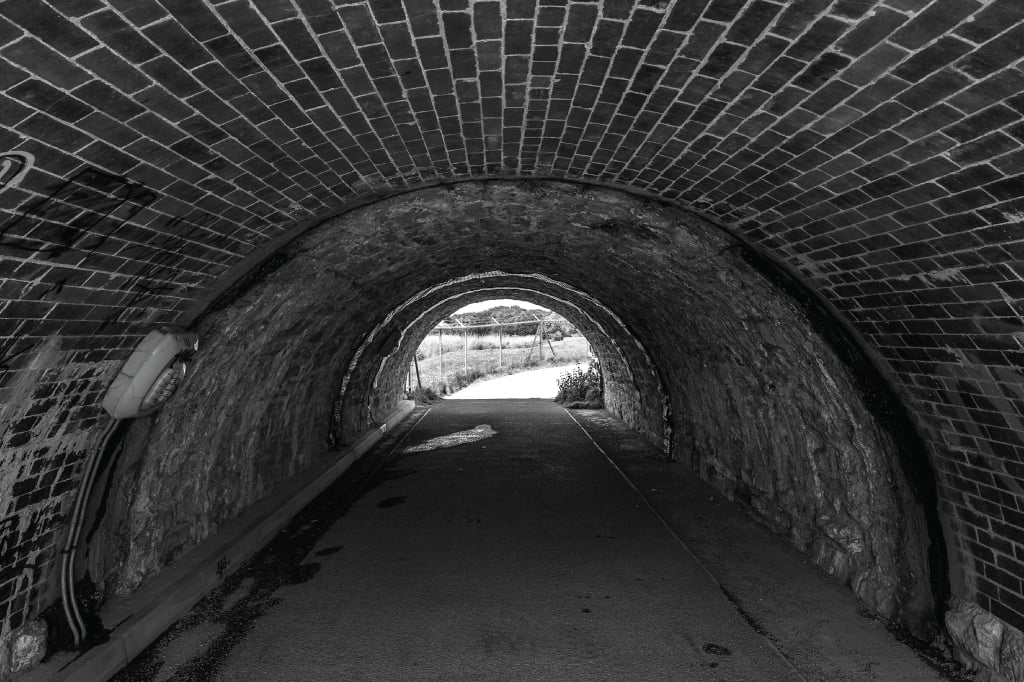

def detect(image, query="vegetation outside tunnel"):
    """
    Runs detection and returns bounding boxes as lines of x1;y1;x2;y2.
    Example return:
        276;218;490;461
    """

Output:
409;304;591;396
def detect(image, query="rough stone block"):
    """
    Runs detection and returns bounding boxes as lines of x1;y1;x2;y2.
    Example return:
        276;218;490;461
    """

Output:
8;619;46;674
946;598;1024;682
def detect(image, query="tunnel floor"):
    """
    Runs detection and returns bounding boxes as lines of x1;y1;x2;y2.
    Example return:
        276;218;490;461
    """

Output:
110;400;952;681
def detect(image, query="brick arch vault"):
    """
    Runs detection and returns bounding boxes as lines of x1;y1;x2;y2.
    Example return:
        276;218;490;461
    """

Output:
0;0;1023;677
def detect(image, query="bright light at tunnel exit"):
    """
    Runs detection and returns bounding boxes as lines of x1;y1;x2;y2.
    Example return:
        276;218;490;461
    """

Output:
454;298;546;313
409;299;598;401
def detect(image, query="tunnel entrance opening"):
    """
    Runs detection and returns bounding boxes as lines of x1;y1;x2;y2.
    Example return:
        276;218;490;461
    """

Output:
333;273;666;456
409;297;597;401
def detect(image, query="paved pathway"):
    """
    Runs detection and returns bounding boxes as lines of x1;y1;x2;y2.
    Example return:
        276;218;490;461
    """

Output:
446;365;571;399
115;400;946;681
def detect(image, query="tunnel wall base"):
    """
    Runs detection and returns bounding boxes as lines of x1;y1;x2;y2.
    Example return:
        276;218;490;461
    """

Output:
946;598;1024;682
26;401;414;682
670;291;938;640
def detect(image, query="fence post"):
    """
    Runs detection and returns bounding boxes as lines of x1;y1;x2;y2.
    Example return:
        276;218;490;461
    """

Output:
493;317;503;368
525;325;538;365
538;319;544;362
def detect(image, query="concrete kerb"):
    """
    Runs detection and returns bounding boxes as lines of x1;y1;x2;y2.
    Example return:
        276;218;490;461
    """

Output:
38;400;415;682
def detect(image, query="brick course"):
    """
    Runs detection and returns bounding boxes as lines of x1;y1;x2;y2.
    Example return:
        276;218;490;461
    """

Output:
1;0;1024;673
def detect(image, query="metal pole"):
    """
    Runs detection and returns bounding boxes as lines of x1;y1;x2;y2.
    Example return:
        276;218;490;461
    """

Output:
413;354;422;389
525;325;538;364
489;317;501;368
438;328;443;373
538;319;544;362
463;328;468;374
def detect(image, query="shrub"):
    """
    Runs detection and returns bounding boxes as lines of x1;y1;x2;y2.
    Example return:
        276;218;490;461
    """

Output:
555;361;603;407
408;386;440;403
451;368;486;392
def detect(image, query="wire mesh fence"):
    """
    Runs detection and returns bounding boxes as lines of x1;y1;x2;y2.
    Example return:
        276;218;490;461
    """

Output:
409;317;591;396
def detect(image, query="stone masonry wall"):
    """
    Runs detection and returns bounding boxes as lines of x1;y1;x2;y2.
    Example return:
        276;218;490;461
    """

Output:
82;183;940;647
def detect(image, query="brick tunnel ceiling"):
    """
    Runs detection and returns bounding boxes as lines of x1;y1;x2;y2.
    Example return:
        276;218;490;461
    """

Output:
1;0;1024;670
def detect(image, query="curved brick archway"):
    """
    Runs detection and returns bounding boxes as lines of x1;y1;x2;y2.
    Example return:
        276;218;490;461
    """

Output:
71;183;941;655
0;0;1022;676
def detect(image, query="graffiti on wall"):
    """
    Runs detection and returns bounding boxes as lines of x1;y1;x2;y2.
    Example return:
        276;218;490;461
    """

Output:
0;337;36;376
0;162;257;635
0;512;42;597
0;152;33;193
0;488;77;629
0;168;157;256
0;165;244;336
935;346;1024;498
97;207;238;330
0;514;20;559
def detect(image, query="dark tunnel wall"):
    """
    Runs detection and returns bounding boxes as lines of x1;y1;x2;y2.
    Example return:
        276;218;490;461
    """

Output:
82;183;938;646
0;0;1023;675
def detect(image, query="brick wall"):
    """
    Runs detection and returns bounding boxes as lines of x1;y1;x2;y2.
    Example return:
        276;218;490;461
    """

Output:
1;0;1023;674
